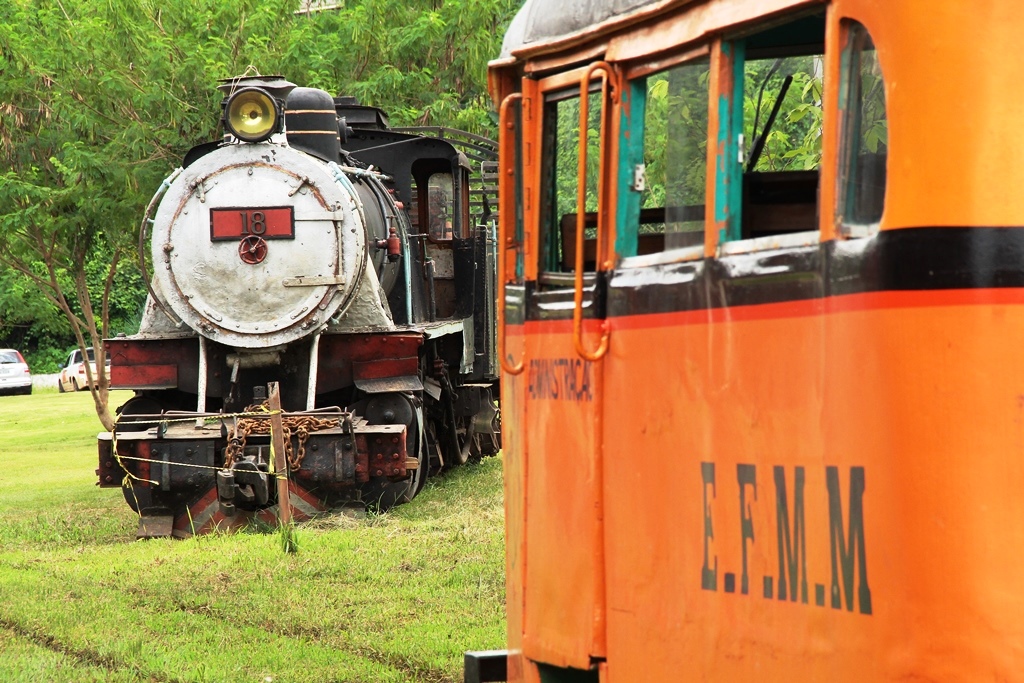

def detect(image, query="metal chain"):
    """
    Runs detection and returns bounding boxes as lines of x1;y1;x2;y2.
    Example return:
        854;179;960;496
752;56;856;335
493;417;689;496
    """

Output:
224;403;339;471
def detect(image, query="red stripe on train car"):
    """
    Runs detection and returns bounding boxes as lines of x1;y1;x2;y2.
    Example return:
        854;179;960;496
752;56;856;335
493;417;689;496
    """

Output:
600;288;1024;331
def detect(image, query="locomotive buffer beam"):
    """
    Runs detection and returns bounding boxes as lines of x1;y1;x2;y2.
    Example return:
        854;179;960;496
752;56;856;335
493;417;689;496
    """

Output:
98;412;418;524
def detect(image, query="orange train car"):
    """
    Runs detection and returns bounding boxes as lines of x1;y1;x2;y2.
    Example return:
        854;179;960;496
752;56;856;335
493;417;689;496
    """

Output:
473;0;1024;681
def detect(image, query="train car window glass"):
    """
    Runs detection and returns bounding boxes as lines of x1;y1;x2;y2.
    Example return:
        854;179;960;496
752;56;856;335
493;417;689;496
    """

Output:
837;22;887;231
427;172;454;241
539;87;603;276
737;53;824;242
719;13;826;245
641;57;710;251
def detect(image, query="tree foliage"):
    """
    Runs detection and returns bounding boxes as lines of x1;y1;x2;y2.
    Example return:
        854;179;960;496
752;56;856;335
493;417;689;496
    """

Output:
743;56;824;172
0;0;519;427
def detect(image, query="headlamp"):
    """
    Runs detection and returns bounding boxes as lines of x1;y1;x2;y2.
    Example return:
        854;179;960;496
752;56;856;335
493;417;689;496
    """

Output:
224;87;280;142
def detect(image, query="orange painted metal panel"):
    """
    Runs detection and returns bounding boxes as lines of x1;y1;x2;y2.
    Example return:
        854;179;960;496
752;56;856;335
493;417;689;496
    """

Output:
599;293;1024;680
520;321;606;669
503;325;528;683
831;0;1024;229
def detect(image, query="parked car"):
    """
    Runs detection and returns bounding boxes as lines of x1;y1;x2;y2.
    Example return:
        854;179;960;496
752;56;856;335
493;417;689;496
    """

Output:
58;347;108;392
0;349;32;396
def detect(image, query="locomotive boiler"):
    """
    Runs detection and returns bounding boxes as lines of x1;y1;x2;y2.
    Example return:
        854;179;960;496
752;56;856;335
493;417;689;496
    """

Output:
97;75;500;538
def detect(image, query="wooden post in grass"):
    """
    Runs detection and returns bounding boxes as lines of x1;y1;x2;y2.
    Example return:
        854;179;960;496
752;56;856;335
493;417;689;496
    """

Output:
267;382;292;525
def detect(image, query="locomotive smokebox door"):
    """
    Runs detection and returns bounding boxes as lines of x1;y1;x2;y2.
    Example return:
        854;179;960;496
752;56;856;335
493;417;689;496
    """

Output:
150;144;368;349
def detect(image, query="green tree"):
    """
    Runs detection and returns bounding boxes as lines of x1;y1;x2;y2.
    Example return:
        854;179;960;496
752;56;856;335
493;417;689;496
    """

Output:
0;0;518;427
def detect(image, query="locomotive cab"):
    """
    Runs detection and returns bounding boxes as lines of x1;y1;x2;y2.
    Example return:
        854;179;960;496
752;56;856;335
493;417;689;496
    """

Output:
99;75;500;537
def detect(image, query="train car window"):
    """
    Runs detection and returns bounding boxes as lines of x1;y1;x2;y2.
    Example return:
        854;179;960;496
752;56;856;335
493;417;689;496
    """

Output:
427;172;455;241
641;57;710;252
539;86;603;277
721;13;826;245
744;55;823;173
837;22;887;231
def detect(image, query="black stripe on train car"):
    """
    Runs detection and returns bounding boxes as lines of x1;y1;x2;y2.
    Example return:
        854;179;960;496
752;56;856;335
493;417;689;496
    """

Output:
505;227;1024;322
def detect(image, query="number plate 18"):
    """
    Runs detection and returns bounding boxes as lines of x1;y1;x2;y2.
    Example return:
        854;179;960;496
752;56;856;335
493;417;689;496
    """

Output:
210;207;294;241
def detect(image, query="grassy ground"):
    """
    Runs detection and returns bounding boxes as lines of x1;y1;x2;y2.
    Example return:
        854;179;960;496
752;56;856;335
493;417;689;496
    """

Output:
0;389;505;682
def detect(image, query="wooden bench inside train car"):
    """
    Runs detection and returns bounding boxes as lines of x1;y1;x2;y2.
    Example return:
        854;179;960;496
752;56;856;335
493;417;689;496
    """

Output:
559;206;704;270
742;170;819;240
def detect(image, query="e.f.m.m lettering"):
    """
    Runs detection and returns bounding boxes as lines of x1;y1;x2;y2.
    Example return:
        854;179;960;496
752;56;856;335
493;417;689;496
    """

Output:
775;465;808;604
827;466;872;615
700;463;871;616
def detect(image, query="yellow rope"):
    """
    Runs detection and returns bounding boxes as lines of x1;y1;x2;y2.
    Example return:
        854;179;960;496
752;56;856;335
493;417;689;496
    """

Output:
112;453;239;473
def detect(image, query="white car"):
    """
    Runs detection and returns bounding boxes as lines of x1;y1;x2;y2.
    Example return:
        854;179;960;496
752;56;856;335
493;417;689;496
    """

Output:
58;347;108;392
0;349;32;396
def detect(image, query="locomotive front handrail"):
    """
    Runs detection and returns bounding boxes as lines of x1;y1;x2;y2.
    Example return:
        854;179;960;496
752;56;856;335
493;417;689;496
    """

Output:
498;92;525;375
573;62;615;362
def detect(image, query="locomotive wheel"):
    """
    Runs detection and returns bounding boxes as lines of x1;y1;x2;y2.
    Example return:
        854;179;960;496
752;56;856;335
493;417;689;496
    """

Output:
472;392;501;456
114;396;165;432
455;419;481;465
361;393;427;511
431;386;500;467
451;399;500;463
408;436;428;499
483;407;501;455
121;480;154;515
364;477;413;512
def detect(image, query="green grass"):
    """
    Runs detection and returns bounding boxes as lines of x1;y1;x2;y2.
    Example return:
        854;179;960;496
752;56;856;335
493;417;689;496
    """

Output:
0;390;505;682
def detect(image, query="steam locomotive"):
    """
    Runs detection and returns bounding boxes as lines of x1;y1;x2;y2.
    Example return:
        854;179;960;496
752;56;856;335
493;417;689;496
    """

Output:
97;75;500;538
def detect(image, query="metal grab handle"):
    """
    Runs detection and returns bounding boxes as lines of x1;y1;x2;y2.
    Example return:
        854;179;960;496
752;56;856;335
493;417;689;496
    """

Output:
573;62;614;362
498;92;525;375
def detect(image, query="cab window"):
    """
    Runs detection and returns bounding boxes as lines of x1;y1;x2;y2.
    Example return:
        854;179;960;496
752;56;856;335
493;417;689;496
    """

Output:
539;85;604;277
427;172;454;241
837;21;887;230
723;13;826;244
640;57;710;251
